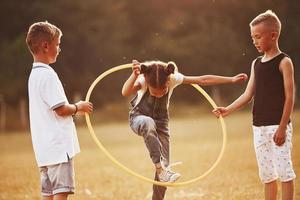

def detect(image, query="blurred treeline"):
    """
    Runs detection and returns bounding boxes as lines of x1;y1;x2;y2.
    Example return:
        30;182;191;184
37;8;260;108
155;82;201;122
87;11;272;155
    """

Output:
0;0;299;130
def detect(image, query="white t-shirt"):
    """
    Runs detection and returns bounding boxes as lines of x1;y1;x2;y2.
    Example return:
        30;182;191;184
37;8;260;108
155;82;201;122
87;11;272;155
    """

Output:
28;62;80;167
133;72;184;108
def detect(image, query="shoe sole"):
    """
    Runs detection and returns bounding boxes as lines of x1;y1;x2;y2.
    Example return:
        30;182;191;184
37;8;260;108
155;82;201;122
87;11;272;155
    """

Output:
169;174;181;183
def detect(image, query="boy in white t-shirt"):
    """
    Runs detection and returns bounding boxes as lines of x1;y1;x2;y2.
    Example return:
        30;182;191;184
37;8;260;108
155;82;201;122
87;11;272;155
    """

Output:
26;21;93;200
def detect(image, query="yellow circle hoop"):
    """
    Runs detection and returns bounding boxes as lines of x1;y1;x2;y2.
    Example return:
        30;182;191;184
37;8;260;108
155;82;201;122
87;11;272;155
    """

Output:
85;63;227;187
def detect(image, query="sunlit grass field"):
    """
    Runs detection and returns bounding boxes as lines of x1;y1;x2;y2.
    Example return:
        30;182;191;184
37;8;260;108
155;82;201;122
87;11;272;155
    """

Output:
0;111;299;200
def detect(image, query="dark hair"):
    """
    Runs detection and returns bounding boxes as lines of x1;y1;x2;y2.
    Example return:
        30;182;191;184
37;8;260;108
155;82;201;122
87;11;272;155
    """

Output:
140;61;176;88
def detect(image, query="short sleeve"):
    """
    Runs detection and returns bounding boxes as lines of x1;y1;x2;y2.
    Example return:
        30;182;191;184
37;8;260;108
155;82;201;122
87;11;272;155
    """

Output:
169;72;184;89
136;75;147;91
41;72;67;109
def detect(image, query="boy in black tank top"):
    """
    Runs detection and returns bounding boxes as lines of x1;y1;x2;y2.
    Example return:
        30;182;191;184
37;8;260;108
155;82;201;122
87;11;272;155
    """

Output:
213;10;296;199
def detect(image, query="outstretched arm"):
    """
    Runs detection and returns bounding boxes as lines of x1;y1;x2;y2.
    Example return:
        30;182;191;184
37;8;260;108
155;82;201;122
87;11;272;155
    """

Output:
213;61;256;117
122;60;141;96
182;73;248;86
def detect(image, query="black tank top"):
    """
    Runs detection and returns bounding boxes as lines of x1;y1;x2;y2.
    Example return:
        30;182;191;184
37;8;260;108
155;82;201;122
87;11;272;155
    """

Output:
252;52;289;126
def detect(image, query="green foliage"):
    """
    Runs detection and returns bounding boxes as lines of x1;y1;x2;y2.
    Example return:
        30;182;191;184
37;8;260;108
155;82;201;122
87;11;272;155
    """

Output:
0;0;299;107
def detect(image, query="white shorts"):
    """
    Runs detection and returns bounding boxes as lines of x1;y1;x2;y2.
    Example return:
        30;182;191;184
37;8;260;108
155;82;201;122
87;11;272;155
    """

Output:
39;159;75;196
253;123;296;183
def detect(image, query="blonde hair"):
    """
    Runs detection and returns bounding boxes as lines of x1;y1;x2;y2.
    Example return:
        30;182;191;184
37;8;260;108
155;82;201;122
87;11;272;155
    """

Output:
26;21;62;54
250;10;281;34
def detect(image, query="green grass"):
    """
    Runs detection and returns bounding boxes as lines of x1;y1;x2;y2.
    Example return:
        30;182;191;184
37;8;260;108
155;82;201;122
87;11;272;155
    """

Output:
0;111;299;200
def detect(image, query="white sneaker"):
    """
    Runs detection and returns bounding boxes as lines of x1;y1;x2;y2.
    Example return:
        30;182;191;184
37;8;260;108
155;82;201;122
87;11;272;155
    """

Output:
158;166;181;182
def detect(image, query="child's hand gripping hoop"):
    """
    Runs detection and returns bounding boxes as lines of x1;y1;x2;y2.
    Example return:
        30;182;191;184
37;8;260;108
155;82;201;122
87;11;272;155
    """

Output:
85;63;227;187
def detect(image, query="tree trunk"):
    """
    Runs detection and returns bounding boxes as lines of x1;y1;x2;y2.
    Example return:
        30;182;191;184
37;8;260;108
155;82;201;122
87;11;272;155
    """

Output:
19;97;28;130
0;95;6;133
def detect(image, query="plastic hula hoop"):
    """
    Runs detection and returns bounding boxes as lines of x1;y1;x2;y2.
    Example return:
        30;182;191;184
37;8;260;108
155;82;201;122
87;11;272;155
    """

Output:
85;63;227;187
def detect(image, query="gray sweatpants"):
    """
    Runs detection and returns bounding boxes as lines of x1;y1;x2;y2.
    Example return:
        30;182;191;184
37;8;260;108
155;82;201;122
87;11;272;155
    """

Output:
130;114;170;200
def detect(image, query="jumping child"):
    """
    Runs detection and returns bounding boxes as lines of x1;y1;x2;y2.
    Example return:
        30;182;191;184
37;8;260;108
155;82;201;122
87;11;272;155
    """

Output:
122;60;247;200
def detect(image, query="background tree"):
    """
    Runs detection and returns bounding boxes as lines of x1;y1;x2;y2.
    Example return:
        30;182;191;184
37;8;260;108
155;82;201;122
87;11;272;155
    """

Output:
0;0;298;130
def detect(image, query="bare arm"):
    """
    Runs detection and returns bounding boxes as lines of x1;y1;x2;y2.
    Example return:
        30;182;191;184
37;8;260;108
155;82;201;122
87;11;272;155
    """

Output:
182;73;247;86
226;62;256;113
121;73;141;96
212;61;256;117
273;57;295;146
278;57;295;129
122;60;142;96
54;101;93;116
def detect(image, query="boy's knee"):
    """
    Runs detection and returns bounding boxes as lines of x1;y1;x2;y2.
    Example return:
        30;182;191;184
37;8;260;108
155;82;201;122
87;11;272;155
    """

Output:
278;167;296;183
258;167;277;184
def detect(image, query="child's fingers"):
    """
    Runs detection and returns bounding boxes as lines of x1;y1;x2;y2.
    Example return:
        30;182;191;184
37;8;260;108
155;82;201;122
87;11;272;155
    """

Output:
274;137;284;146
212;109;221;118
132;60;140;65
133;64;141;72
236;73;248;79
273;134;286;146
212;108;219;112
235;75;247;82
132;67;140;76
241;73;248;80
213;107;223;112
132;63;140;71
212;111;219;116
133;64;140;69
238;77;245;82
133;65;140;71
83;102;92;110
88;102;93;110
